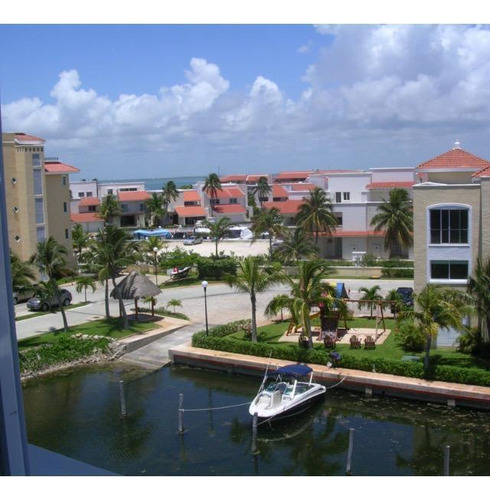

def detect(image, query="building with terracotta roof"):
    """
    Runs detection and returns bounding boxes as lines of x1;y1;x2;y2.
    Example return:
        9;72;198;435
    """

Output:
2;134;79;267
413;142;490;326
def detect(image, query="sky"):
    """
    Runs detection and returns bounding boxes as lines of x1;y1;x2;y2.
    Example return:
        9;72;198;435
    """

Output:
2;3;490;181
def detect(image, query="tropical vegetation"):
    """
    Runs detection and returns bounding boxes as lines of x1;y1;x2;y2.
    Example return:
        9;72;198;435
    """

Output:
251;207;286;257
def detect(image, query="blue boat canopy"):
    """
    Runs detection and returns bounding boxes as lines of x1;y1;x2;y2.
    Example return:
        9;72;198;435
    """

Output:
133;228;172;239
269;364;312;378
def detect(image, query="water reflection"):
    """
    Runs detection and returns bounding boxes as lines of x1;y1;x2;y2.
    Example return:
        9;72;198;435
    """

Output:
22;364;490;476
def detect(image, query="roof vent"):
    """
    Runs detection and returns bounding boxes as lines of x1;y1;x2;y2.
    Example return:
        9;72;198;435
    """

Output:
453;140;462;150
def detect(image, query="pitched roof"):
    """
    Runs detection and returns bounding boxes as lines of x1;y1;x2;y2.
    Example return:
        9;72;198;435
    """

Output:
212;186;245;199
45;160;80;174
417;145;490;171
220;174;247;183
212;204;247;214
183;190;201;202
366;181;414;190
174;206;207;217
288;183;317;191
14;133;45;144
246;174;269;183
263;200;303;214
79;196;101;207
472;166;490;178
71;213;104;223
275;171;313;181
272;184;289;198
118;191;151;202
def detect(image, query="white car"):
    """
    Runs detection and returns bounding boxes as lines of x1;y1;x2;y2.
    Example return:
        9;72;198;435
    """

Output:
184;236;203;246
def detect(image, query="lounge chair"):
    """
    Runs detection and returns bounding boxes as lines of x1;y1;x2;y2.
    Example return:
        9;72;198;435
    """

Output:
364;335;376;349
324;335;336;349
349;335;361;349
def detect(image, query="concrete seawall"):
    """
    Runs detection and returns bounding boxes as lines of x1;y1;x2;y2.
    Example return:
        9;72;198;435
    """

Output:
169;344;490;411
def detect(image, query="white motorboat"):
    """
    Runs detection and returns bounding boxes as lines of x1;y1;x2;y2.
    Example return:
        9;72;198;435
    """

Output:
249;364;326;421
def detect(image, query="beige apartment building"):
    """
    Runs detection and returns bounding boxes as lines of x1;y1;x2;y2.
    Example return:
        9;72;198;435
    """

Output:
2;132;79;267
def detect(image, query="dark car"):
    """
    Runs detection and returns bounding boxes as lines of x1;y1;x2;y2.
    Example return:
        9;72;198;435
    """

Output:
26;289;73;311
391;287;414;313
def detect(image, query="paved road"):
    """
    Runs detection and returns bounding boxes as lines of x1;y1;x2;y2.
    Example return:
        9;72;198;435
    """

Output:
14;276;413;341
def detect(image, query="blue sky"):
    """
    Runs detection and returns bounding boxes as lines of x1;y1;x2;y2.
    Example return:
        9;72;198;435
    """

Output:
2;7;490;181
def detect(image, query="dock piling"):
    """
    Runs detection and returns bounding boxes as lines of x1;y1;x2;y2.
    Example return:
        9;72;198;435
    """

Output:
119;380;127;418
252;412;259;455
444;445;450;476
346;428;354;475
178;393;185;434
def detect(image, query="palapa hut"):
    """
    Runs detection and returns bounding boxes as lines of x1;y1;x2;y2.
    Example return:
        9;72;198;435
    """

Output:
111;271;161;319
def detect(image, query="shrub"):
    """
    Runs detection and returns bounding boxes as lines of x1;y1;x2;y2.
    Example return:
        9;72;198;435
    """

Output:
396;320;426;352
197;256;237;280
159;247;199;270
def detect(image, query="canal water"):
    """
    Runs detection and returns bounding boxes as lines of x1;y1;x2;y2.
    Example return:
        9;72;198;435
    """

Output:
22;364;490;476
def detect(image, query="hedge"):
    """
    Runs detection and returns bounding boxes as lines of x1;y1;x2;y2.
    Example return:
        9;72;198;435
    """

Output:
192;324;490;387
196;257;237;280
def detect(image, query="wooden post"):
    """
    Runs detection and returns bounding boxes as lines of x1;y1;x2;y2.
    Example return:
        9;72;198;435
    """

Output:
178;393;185;434
444;445;450;476
119;380;127;418
252;413;259;455
346;428;354;475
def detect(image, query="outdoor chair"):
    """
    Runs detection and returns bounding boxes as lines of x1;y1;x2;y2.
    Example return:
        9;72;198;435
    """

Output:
364;335;376;349
349;335;361;349
324;334;336;349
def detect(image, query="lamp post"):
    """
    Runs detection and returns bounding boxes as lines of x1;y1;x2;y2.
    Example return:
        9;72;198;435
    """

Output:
153;247;158;286
201;280;209;336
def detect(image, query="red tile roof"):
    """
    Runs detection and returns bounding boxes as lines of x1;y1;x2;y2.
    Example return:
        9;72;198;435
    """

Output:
272;185;289;198
14;133;45;144
246;174;269;183
71;213;103;223
220;174;247;183
174;206;207;217
366;181;414;190
288;183;317;191
417;147;490;170
118;191;151;202
212;186;245;199
45;161;80;174
79;196;101;207
183;190;201;202
263;200;303;214
212;204;247;214
275;171;313;180
472;166;490;178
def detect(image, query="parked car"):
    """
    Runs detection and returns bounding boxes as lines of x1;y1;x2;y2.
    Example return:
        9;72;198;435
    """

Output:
391;287;414;313
26;289;73;311
184;236;203;246
13;289;35;304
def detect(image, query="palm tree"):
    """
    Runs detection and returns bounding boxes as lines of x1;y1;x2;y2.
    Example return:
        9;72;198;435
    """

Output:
71;223;90;259
467;256;490;345
99;193;121;225
203;217;233;257
10;251;36;297
251;207;286;257
265;260;344;349
273;226;319;264
30;236;70;331
145;192;165;227
253;176;271;207
203;173;222;213
226;256;284;343
89;226;138;329
296;187;338;245
167;298;182;313
370;188;413;258
358;285;383;319
400;284;468;371
75;275;97;303
162;181;179;211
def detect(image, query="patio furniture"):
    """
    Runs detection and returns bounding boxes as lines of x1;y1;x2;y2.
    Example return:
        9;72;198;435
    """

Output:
324;334;337;349
364;335;376;349
349;335;361;349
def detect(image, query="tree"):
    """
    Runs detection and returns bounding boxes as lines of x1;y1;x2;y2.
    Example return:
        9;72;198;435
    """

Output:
71;223;90;259
400;284;468;371
370;188;413;258
10;251;36;296
358;285;383;319
162;181;179;211
30;236;70;331
265;260;345;349
296;187;338;245
226;256;283;343
253;176;271;207
273;226;318;264
99;193;121;224
167;298;182;313
467;256;490;345
203;217;233;257
203;173;222;213
89;226;138;329
251;207;286;258
145;192;165;227
75;275;97;303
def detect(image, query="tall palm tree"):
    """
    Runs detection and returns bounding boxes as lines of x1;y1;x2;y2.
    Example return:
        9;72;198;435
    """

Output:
358;285;383;319
99;193;121;225
251;207;286;258
30;236;70;331
370;188;413;258
162;181;180;211
10;250;36;296
145;192;165;227
253;176;271;207
71;223;90;257
296;187;338;245
203;217;233;257
89;226;138;329
273;226;319;264
203;173;222;213
467;256;490;344
265;260;344;349
400;284;468;371
226;256;284;343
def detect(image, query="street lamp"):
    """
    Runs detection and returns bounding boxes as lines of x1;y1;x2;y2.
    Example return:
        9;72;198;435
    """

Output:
201;280;209;336
153;247;158;286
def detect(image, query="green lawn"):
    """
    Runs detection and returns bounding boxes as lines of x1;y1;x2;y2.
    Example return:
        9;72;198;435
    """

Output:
16;301;90;321
18;317;159;350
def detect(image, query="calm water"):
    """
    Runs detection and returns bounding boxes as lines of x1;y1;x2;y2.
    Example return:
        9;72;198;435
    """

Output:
22;364;490;476
100;176;205;191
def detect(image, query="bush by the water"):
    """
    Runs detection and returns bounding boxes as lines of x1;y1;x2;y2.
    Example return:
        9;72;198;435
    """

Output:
396;320;426;352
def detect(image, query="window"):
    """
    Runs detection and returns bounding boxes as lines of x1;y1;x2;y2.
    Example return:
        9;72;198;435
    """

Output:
63;202;68;213
35;198;44;224
65;228;69;239
430;208;468;244
32;153;41;167
229;198;237;204
343;192;350;201
86;191;93;197
36;227;45;242
33;169;43;195
62;176;67;186
121;204;128;213
107;189;113;195
211;198;220;205
88;205;97;212
335;192;342;203
78;192;85;198
139;204;145;212
334;213;343;226
431;260;468;280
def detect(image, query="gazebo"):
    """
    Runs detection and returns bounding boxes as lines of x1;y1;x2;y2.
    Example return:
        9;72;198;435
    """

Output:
111;271;161;319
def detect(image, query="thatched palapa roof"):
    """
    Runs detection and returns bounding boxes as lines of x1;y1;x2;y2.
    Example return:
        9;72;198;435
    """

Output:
111;271;161;300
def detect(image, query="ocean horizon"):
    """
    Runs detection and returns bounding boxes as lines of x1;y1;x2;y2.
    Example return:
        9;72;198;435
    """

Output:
100;176;205;191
